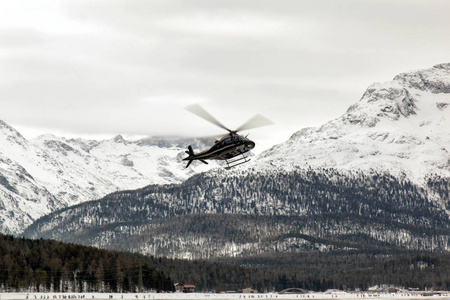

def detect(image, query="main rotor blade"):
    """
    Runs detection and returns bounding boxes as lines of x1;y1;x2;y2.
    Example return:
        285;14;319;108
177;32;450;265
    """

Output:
235;114;274;132
185;104;232;133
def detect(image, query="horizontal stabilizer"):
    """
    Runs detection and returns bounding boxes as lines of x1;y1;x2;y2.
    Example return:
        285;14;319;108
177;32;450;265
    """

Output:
185;160;193;168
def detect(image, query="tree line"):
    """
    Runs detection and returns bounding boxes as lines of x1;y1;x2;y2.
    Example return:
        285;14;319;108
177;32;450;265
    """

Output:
154;249;450;292
0;234;174;293
219;250;450;292
2;233;450;293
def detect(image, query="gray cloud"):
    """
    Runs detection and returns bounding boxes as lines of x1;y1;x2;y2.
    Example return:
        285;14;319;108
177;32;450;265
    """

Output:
1;0;450;149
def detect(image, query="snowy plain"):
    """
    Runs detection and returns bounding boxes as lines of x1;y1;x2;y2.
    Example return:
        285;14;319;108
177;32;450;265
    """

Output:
1;292;450;300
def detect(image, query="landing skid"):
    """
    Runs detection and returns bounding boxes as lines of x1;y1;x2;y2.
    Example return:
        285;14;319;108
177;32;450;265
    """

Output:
224;154;250;170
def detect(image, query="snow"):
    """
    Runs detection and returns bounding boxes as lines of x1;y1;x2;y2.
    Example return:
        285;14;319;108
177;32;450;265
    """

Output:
0;131;219;234
1;292;450;300
252;64;450;185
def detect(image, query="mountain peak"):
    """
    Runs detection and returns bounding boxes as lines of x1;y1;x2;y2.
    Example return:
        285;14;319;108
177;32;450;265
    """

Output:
112;134;126;143
33;133;62;143
393;62;450;94
0;120;28;147
255;63;450;183
349;80;417;124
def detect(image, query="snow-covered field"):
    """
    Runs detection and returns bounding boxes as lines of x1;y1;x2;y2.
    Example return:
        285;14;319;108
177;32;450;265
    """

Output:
1;292;450;300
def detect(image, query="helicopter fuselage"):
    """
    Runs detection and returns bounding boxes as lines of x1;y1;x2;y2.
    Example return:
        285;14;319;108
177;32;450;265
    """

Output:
183;134;255;165
182;103;271;169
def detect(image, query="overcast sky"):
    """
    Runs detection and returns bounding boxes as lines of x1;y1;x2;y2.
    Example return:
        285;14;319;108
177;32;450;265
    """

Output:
1;0;449;151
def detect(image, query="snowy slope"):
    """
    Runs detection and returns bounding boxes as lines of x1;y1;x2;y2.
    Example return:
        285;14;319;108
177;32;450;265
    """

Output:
254;63;450;183
0;125;217;234
0;120;64;233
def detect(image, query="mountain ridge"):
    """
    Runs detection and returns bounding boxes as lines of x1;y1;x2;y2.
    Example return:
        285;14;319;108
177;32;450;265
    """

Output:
0;127;216;234
254;63;449;184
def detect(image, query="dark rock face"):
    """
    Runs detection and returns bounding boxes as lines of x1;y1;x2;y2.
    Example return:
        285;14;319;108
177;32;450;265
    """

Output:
393;63;450;94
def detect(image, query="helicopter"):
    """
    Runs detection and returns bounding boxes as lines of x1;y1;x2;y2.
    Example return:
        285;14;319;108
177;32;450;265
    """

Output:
183;104;273;169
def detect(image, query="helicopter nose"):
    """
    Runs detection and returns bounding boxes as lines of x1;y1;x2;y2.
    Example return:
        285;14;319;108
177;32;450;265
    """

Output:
246;141;255;149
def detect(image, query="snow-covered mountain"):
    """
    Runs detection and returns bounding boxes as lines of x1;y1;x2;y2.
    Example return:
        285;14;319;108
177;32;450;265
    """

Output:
19;63;450;259
2;63;450;236
254;63;450;183
0;124;216;234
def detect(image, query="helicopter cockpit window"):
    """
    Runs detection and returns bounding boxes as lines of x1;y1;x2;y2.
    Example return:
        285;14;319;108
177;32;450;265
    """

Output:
234;136;243;142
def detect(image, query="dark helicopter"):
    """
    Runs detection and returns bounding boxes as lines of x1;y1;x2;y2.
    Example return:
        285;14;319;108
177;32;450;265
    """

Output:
183;104;273;169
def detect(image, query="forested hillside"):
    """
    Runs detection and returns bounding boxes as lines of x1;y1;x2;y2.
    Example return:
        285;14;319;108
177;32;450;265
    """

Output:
215;250;450;292
0;234;174;293
23;168;450;258
3;233;450;292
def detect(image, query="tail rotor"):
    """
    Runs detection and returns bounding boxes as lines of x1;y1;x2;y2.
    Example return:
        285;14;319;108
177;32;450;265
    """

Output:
183;145;208;168
184;145;195;168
